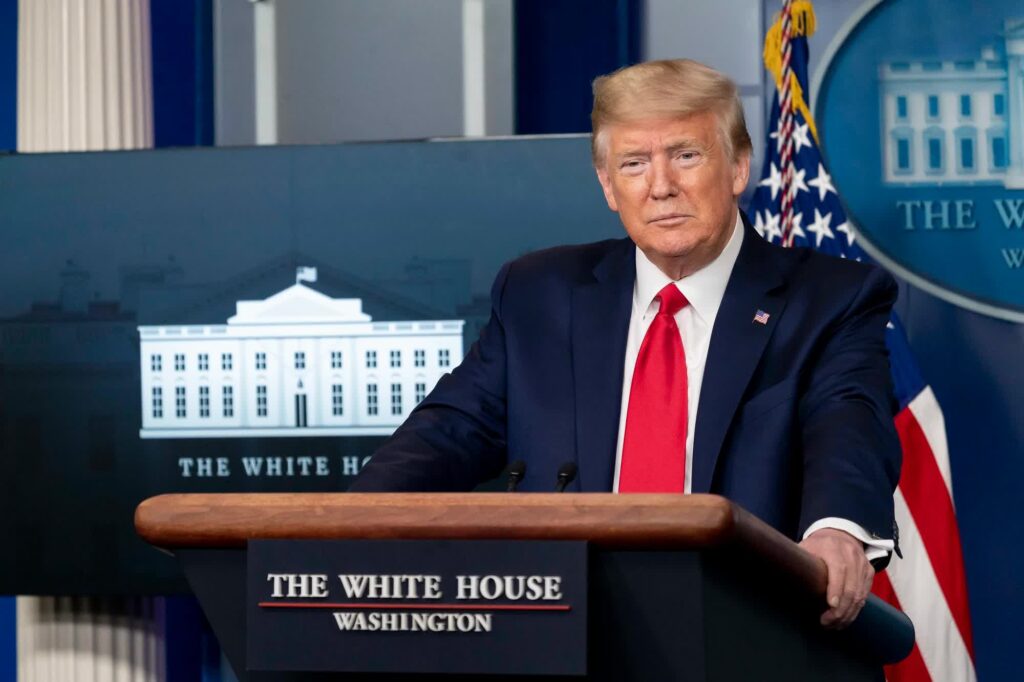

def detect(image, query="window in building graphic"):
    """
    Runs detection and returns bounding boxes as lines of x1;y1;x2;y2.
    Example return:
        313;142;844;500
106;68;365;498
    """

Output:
175;386;186;418
994;93;1005;117
891;127;913;174
414;349;425;367
198;353;209;371
390;350;401;368
366;350;377;368
897;139;910;171
391;383;403;415
955;128;976;173
959;94;971;118
928;138;943;170
222;353;233;371
295;351;306;369
924;128;945;174
367;384;378;416
439;349;451;367
223;385;234;417
332;384;344;416
331;351;343;369
415;382;426;404
199;386;210;418
256;352;267;370
927;95;940;120
151;354;162;372
989;129;1008;170
175;354;185;372
895;96;908;120
256;385;268;417
152;387;163;418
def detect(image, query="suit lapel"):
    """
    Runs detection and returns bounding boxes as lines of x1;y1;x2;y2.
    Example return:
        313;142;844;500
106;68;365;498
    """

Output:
691;221;787;493
571;239;635;492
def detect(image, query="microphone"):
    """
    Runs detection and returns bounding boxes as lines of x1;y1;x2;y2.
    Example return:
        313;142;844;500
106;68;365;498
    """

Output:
506;460;527;492
554;462;578;492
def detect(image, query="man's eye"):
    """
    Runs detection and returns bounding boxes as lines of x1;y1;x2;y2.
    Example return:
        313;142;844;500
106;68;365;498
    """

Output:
678;151;699;161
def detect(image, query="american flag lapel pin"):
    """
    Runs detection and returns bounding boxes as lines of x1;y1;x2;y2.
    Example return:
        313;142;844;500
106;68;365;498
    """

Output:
753;309;770;325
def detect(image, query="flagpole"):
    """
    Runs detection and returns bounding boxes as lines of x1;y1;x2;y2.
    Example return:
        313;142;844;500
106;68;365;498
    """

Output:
778;0;797;246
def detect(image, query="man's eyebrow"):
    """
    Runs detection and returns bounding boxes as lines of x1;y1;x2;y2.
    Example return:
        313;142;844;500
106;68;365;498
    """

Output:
664;139;708;153
612;148;650;160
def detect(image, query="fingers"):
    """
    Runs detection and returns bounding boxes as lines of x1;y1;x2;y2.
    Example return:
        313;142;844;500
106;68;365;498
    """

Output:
838;550;863;625
821;560;847;626
822;554;864;627
860;561;876;604
801;529;876;630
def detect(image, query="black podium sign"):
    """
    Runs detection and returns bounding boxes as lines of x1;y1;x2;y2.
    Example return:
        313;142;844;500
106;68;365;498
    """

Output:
246;539;588;676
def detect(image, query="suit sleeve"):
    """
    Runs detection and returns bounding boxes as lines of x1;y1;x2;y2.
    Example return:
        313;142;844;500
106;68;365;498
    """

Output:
797;267;902;545
347;263;512;491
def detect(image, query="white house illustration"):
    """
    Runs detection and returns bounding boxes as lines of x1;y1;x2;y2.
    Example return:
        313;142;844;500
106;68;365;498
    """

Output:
138;276;464;439
878;18;1024;188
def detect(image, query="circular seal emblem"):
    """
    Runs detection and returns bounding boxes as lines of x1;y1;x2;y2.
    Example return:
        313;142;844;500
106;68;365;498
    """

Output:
815;0;1024;321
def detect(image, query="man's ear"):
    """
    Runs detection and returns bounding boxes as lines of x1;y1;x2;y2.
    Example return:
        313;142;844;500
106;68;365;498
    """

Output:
595;166;619;212
732;152;752;197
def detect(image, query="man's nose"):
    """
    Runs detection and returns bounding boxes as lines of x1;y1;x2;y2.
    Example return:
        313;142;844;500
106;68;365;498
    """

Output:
648;157;679;199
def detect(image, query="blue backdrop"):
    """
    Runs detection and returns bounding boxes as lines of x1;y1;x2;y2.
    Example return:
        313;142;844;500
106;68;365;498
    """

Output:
0;598;12;682
815;2;1024;677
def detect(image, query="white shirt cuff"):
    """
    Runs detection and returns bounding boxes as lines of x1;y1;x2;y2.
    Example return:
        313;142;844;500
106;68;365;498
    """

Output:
803;517;894;562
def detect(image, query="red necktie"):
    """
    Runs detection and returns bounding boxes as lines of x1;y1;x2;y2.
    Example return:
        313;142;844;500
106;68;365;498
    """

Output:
619;283;689;493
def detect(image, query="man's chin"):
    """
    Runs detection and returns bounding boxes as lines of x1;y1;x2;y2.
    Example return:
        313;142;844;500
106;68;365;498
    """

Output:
638;244;698;275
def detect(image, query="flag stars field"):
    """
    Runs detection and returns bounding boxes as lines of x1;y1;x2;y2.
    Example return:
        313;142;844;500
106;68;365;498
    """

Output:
808;163;836;202
807;209;834;247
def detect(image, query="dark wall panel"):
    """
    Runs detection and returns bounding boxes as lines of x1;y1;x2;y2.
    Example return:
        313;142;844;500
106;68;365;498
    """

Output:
514;0;642;134
151;0;214;147
0;0;16;151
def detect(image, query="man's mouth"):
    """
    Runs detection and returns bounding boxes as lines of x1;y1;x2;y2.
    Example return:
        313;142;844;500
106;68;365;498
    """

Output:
648;213;691;225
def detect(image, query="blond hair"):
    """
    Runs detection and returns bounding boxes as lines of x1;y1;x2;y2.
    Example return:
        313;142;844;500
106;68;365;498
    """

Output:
590;59;753;165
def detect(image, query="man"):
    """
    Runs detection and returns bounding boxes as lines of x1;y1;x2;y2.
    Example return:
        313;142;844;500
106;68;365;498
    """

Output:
351;60;901;629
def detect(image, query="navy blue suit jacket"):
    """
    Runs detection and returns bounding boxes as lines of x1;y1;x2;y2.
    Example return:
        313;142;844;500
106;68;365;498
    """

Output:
351;217;901;543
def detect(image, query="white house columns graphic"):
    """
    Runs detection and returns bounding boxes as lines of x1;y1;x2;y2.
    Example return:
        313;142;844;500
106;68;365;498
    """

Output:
138;281;464;439
879;18;1024;188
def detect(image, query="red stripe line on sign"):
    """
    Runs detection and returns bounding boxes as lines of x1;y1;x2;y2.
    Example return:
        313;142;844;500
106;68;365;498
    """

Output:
872;571;934;682
258;602;571;612
895;409;975;657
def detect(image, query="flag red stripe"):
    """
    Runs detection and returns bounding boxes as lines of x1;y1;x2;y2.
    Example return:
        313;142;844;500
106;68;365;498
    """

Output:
894;408;975;657
873;571;934;682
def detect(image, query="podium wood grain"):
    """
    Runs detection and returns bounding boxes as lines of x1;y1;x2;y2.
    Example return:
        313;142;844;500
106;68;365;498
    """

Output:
135;492;828;599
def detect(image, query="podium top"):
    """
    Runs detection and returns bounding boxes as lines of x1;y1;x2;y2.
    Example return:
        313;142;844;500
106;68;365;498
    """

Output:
135;492;824;594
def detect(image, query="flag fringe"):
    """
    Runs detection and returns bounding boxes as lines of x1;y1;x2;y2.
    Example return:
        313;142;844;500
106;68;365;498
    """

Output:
763;0;819;142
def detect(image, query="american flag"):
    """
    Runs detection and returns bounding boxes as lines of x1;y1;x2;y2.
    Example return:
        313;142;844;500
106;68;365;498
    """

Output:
748;3;976;680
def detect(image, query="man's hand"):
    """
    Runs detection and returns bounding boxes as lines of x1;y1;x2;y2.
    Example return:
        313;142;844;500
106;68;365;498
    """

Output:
799;528;874;629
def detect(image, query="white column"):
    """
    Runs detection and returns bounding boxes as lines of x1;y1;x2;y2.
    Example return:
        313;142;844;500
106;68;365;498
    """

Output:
1004;27;1024;187
461;0;513;137
17;597;164;682
253;0;278;145
17;0;154;152
461;0;485;136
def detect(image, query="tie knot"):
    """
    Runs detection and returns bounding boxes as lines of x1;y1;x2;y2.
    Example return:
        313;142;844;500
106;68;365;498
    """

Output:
656;283;688;317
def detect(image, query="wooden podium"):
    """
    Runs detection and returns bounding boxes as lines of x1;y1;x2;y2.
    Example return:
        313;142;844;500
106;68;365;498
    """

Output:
136;493;913;681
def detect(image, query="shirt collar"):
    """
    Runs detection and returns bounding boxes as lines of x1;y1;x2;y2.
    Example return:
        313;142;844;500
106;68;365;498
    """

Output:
633;211;745;326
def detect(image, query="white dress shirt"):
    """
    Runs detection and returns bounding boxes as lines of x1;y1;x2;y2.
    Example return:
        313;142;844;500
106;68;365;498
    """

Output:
611;211;892;560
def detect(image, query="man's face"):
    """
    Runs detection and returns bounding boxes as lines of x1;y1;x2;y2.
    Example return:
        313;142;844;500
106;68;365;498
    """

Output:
595;112;750;279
